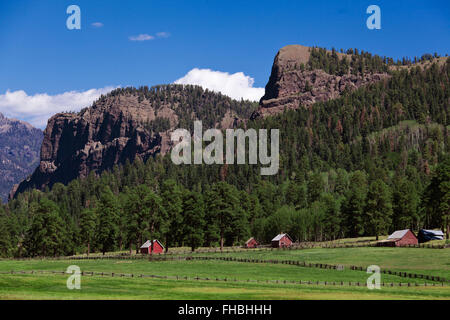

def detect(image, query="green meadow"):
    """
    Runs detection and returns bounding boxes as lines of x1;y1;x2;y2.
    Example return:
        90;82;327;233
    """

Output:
0;274;448;300
0;247;448;300
204;246;450;278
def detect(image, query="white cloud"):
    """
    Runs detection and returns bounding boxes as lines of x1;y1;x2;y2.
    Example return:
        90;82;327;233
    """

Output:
129;34;154;41
0;87;117;129
156;32;170;38
174;68;265;102
91;22;104;28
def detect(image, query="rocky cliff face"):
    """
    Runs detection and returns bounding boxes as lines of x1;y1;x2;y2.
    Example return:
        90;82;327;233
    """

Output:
0;113;42;202
252;45;389;118
14;102;162;196
12;85;257;197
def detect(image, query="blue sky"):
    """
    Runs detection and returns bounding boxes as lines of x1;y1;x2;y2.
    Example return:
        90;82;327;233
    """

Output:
0;0;449;127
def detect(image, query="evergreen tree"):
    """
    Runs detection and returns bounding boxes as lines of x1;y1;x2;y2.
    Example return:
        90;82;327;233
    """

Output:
24;198;66;257
264;205;295;241
310;201;326;241
365;179;393;240
116;193;128;251
161;179;183;252
96;187;119;255
286;180;308;209
392;179;419;230
247;194;264;240
203;189;220;247
208;182;241;250
79;208;97;256
123;185;148;253
0;214;10;257
143;190;167;254
307;173;324;204
182;190;205;251
320;193;342;240
423;157;450;238
342;171;367;237
255;181;280;217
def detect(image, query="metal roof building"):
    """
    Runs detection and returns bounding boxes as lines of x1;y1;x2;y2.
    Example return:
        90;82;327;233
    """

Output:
271;233;293;248
377;229;418;247
140;239;164;254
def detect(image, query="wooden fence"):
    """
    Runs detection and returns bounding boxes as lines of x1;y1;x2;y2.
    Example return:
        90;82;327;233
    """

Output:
0;270;446;288
37;254;448;284
187;256;449;284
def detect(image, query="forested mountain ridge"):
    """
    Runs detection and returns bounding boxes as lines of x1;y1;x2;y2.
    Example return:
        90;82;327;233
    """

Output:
12;85;258;197
252;45;445;119
1;47;448;258
0;113;42;202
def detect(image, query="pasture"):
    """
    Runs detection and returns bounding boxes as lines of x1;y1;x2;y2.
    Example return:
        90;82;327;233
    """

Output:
0;246;448;300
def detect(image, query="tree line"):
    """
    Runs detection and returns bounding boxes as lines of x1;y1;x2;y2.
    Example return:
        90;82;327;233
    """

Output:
0;156;448;257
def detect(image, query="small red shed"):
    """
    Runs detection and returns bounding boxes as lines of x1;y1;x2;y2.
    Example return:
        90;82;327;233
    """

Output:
245;237;259;248
140;239;164;254
377;229;418;247
271;233;293;248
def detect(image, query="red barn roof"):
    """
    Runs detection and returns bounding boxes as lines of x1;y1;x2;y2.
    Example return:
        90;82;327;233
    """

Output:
140;239;165;254
377;229;418;247
140;239;164;249
245;237;259;248
271;233;293;248
272;233;292;242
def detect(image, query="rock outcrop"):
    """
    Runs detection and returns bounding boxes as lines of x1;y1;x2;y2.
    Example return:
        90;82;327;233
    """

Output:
252;45;389;118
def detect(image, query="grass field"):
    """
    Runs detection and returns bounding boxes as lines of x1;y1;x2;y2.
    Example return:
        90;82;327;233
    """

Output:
0;247;448;300
204;247;450;278
1;274;449;300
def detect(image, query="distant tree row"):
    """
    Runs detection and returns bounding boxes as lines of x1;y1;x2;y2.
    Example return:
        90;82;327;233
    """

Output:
308;47;389;76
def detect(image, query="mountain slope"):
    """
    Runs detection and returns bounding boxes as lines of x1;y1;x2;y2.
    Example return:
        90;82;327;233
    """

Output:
0;113;42;202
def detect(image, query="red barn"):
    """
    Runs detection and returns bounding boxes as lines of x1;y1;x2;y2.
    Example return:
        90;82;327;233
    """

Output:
140;239;164;254
377;229;418;247
245;237;259;248
271;233;293;248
